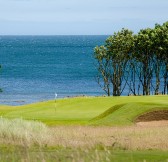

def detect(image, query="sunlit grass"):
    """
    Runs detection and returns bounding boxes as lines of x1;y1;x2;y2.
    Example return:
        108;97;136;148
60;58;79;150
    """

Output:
0;95;168;125
0;117;50;147
0;96;168;161
0;119;168;161
1;117;168;151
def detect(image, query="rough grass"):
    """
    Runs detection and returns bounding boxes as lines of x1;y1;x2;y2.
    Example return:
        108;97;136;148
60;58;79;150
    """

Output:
0;117;50;147
0;118;168;150
1;147;168;162
1;146;168;162
0;116;168;161
50;125;168;151
1;117;168;151
0;122;168;161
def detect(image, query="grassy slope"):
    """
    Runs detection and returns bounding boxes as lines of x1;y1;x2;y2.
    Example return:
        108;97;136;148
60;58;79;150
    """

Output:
90;102;168;126
0;95;168;125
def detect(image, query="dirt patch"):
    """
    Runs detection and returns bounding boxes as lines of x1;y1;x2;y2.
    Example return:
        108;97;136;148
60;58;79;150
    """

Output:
135;110;168;122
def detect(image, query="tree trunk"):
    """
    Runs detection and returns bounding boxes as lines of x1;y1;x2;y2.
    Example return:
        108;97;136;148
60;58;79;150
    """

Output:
163;65;168;94
155;64;160;95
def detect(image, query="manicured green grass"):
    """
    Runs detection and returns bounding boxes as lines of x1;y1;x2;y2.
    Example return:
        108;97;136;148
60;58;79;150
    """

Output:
90;102;168;126
0;95;168;125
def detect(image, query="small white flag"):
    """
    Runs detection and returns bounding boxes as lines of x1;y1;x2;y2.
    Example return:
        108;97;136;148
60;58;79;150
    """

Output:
55;93;57;99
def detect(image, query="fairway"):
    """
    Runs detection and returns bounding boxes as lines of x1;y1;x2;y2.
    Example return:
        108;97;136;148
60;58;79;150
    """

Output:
0;95;168;125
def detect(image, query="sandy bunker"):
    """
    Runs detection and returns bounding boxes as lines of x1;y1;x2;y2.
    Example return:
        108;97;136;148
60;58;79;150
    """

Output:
136;110;168;127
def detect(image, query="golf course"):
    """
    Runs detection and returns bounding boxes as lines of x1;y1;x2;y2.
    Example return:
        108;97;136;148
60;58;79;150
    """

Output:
1;95;168;126
0;95;168;161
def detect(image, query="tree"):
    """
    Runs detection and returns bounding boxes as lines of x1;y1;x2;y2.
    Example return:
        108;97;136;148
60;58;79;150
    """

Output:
94;46;111;96
152;22;168;94
94;28;134;96
133;28;155;95
106;28;134;96
94;21;168;96
161;21;168;94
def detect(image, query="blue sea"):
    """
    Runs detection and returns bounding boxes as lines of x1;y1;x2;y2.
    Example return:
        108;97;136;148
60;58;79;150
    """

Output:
0;36;108;105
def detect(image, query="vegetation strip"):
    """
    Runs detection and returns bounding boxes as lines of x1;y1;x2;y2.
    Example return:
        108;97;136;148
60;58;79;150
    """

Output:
94;21;168;96
0;95;168;125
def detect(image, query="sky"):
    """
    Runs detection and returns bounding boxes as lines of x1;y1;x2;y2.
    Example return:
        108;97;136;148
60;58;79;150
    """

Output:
0;0;168;35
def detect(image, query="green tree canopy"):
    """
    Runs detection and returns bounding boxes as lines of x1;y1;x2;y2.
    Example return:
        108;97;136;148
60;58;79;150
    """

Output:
94;21;168;96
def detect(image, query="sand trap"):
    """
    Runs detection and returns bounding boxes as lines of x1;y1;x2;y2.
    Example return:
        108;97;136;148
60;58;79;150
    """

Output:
136;120;168;127
135;110;168;127
135;110;168;122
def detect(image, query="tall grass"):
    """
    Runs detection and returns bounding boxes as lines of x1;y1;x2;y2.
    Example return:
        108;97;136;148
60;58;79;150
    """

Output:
0;117;168;150
0;118;168;161
51;124;168;150
0;117;50;147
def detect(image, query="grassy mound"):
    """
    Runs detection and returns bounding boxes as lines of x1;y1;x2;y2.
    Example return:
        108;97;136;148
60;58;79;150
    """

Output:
90;103;125;122
0;95;168;126
90;102;168;126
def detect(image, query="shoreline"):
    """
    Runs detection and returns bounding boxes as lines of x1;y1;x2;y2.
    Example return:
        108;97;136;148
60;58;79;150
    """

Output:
0;94;167;106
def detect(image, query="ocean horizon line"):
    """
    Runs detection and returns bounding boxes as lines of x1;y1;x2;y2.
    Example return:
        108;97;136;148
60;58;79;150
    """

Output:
0;34;110;37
